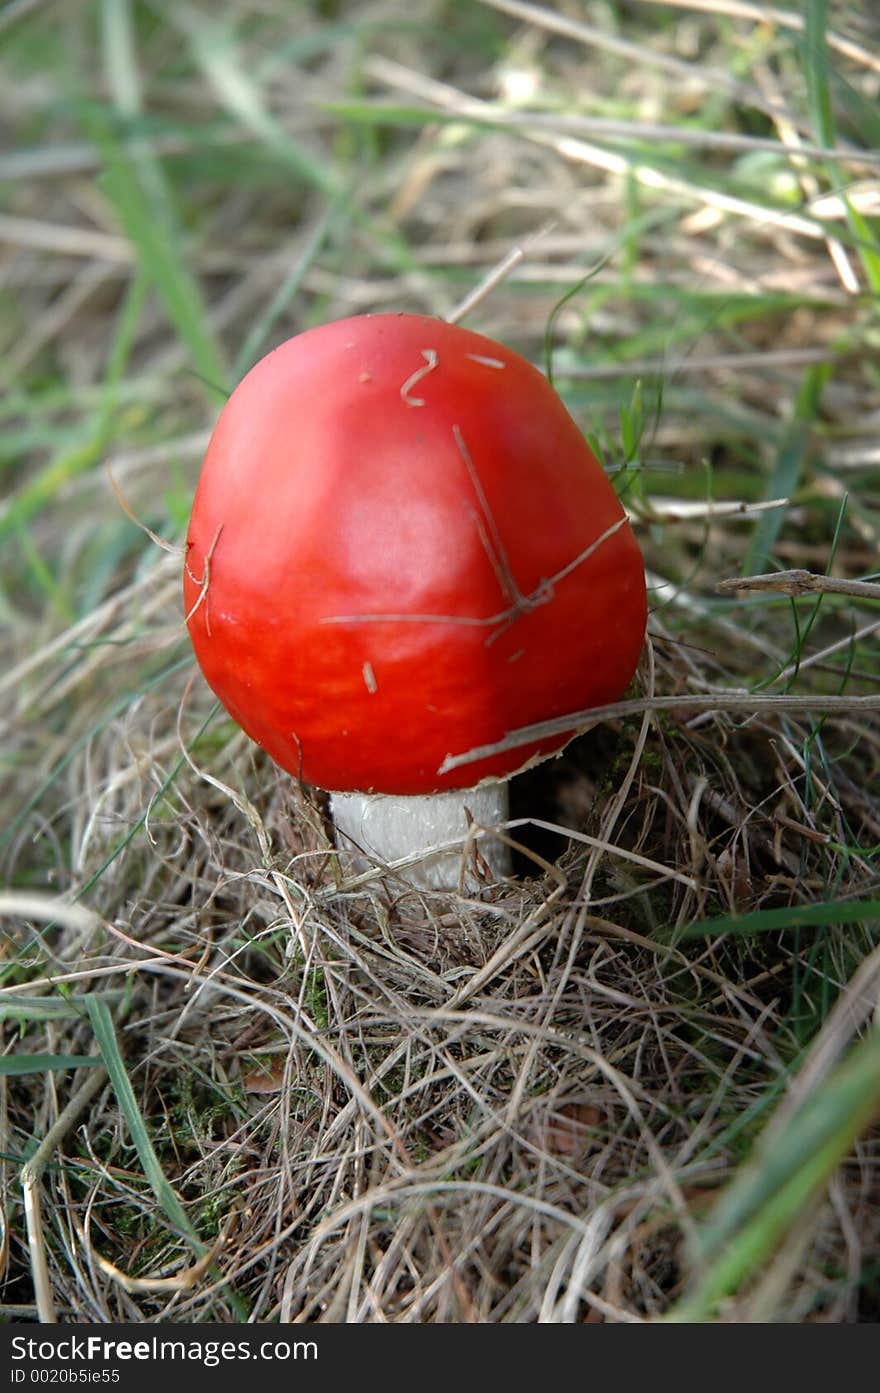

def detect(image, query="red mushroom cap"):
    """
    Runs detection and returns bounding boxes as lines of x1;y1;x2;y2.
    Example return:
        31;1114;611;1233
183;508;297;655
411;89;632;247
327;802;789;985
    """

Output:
183;313;646;795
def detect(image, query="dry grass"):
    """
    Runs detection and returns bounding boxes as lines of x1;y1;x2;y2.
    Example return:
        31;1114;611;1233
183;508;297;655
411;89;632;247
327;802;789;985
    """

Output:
2;0;879;1323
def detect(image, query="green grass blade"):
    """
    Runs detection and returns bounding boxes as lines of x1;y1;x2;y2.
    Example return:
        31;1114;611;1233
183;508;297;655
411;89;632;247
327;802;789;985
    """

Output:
85;995;204;1254
0;992;123;1023
0;433;107;545
804;1;835;148
801;3;880;296
745;362;830;573
93;0;227;394
88;113;228;397
0;1054;100;1076
669;898;880;943
175;7;339;197
10;513;74;622
842;197;880;297
232;199;340;380
1;273;150;548
668;1029;880;1320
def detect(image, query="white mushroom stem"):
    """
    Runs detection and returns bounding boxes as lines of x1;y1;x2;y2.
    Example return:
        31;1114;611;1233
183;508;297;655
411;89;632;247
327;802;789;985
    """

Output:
329;784;512;890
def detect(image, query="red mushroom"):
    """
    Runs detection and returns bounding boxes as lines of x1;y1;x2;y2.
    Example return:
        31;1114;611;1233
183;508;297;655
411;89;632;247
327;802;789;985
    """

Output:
183;313;646;888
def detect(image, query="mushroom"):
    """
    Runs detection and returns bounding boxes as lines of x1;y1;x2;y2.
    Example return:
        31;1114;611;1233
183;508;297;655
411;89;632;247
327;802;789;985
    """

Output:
183;313;646;889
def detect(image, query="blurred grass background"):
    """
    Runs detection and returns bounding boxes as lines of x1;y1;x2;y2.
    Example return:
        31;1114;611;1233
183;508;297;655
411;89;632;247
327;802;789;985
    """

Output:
1;0;879;1323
